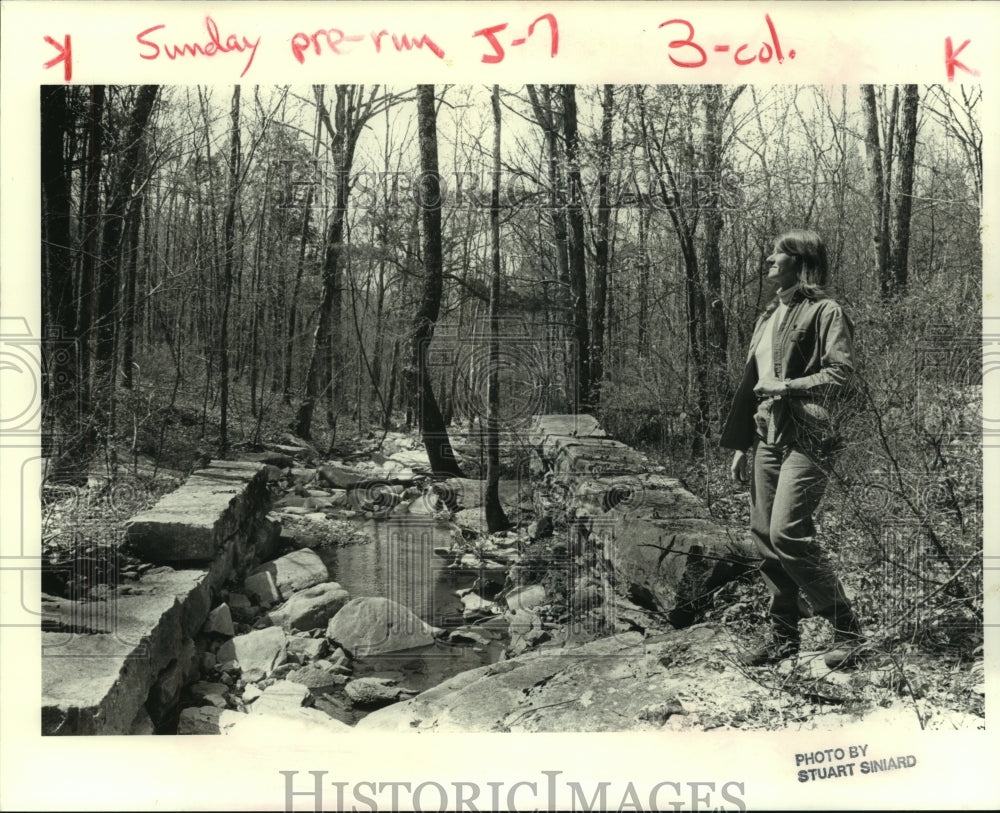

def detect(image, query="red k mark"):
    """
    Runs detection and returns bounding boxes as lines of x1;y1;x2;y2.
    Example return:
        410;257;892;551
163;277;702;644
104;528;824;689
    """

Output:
44;34;72;81
944;37;979;82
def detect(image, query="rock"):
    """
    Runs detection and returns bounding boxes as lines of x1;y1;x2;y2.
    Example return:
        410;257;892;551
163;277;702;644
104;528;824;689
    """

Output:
460;593;495;621
200;652;217;673
129;705;155;735
190;680;229;701
244;570;281;607
505;609;541;635
387;449;430;468
472;576;505;600
327;647;352;673
287;635;329;662
252;518;282;561
222;627;287;676
291;468;317;487
528;516;554;540
204;604;235;637
180;704;351;735
452;508;489;536
448;629;492;647
227;593;254;622
126;461;269;563
270;662;298;680
528;413;606;445
326;597;437;657
178;706;229;734
268;582;351;632
595;518;756;626
287;662;347;693
505;584;546;611
318;465;366;489
242;684;263;703
456;553;505;571
357;625;775;732
147;660;186;725
265;442;314;460
249;550;329;601
570;583;603;614
252;680;311;716
41;569;214;736
344;677;413;708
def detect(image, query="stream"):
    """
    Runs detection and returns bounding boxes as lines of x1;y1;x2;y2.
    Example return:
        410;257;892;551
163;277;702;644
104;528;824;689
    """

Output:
314;513;506;700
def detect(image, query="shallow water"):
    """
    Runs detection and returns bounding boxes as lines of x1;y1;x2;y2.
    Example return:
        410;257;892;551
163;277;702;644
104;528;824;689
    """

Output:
316;514;505;704
317;515;474;629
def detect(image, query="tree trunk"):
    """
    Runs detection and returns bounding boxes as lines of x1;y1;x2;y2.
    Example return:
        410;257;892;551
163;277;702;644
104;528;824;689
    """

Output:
40;86;85;480
526;85;573;411
860;85;889;297
561;84;591;412
637;207;650;353
120;189;143;389
891;84;919;291
485;85;510;532
219;85;241;457
590;84;613;411
73;85;107;469
295;86;360;440
702;85;736;421
95;86;159;375
410;84;464;477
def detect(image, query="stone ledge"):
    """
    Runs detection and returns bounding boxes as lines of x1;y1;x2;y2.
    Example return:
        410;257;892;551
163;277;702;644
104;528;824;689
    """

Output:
126;460;270;563
43;461;271;735
41;569;210;735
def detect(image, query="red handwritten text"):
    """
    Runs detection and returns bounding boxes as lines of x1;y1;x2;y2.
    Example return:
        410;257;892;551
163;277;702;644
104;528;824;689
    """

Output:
659;14;794;69
944;37;979;82
291;27;444;63
474;13;558;64
137;17;261;77
43;34;72;82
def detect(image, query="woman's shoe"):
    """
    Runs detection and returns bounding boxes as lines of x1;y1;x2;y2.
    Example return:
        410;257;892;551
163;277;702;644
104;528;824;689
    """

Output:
823;615;866;669
741;634;800;667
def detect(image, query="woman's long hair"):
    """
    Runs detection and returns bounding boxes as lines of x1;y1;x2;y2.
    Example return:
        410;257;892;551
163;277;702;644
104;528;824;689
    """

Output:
761;229;831;317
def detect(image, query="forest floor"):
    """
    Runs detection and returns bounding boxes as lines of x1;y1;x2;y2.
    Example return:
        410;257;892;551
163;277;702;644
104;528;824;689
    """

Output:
39;418;985;732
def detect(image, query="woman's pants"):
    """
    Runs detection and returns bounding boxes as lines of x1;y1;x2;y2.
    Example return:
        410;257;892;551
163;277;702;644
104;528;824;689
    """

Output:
749;440;854;637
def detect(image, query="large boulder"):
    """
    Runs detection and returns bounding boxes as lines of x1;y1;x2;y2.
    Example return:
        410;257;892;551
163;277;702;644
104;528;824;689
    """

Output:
268;582;351;632
325;597;438;657
593;518;756;627
355;626;766;732
218;627;287;676
248;549;328;601
126;461;269;563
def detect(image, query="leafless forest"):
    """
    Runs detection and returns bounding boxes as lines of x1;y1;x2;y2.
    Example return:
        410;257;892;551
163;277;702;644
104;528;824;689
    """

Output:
40;84;983;723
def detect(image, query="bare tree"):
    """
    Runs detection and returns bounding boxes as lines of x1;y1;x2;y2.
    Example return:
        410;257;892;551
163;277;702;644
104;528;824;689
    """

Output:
410;84;464;476
218;85;240;456
891;85;920;291
485;84;510;532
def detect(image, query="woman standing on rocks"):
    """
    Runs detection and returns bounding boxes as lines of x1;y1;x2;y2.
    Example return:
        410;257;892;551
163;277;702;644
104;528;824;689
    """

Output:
720;229;864;669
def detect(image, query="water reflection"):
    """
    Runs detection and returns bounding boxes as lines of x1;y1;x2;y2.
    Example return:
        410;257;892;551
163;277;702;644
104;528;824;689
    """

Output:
317;515;472;629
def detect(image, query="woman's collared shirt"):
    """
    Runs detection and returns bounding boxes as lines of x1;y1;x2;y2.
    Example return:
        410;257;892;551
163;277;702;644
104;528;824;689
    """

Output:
721;290;856;452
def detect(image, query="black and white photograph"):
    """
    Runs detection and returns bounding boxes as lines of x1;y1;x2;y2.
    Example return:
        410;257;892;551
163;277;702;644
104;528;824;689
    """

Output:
2;2;998;811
